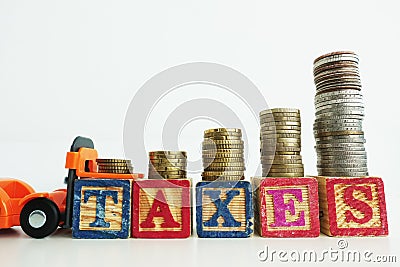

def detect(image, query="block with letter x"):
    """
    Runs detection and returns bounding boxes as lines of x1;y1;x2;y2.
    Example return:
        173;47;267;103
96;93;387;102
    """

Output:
131;179;191;238
252;177;320;237
72;179;132;239
196;181;253;238
316;176;388;236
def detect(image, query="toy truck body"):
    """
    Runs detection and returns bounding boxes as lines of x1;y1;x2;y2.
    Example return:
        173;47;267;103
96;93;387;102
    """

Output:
0;179;67;238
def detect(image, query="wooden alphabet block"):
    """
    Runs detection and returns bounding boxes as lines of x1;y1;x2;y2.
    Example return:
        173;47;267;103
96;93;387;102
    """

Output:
131;179;191;238
196;181;253;238
252;177;320;237
72;179;132;239
316;176;388;237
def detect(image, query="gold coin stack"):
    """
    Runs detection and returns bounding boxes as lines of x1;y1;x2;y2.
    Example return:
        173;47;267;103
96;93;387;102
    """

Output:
148;151;187;179
260;108;304;177
96;159;133;174
202;128;245;181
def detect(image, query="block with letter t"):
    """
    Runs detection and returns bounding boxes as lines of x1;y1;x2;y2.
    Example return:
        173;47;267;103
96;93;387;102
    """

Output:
316;176;388;236
196;180;253;238
131;179;191;238
252;177;320;237
72;179;132;239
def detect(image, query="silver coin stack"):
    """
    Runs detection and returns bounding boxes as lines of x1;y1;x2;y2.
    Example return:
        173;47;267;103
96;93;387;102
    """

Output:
313;51;368;177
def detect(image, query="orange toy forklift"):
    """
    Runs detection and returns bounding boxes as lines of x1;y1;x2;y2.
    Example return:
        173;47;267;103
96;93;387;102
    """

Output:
0;136;143;238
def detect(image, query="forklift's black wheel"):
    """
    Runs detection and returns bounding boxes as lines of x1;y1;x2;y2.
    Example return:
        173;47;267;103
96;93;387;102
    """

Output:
20;198;60;239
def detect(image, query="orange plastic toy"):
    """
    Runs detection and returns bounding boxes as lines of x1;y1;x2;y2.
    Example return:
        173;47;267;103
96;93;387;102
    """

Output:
0;179;66;238
0;136;144;238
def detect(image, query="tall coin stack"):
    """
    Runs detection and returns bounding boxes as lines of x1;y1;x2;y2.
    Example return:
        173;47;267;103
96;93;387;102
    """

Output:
260;108;304;177
96;159;133;174
202;128;245;181
148;151;187;179
313;51;368;177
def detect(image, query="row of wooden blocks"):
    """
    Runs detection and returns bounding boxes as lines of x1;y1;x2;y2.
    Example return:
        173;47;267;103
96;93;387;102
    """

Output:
72;177;388;238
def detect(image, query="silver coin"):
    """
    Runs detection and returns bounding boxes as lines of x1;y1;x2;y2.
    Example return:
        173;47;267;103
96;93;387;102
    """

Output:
314;73;361;84
313;123;364;131
315;89;362;97
315;114;365;120
315;98;364;109
314;118;363;124
315;142;366;148
314;53;359;69
316;80;362;91
316;104;364;113
318;172;369;177
314;92;363;104
315;111;364;118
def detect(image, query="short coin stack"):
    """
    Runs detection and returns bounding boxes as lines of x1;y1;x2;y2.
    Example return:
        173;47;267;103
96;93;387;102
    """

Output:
260;108;304;177
313;51;368;177
96;159;133;174
148;151;187;179
202;128;245;181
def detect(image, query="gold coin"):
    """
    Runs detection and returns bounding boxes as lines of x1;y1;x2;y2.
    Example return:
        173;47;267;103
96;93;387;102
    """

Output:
202;145;244;150
204;132;242;139
96;159;131;163
203;168;245;172
261;129;301;134
262;151;301;156
203;153;244;158
149;151;187;156
261;121;302;127
204;162;245;167
203;139;243;145
149;167;185;171
202;175;244;181
98;166;133;170
204;128;241;134
262;159;303;165
268;168;304;173
204;136;242;141
260;117;301;123
202;148;243;153
202;171;244;176
149;154;187;160
150;158;187;163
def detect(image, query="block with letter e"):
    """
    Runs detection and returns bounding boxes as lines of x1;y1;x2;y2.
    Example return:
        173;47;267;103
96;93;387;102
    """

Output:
72;179;132;239
196;181;253;238
131;179;191;238
252;177;320;237
316;176;388;236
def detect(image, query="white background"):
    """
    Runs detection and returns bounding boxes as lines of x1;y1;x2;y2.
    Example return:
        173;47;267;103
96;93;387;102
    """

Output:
0;0;399;266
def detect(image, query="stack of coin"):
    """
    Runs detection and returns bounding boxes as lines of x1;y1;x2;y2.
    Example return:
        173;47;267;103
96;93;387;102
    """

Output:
96;159;133;174
260;108;304;177
202;128;245;181
148;151;187;179
313;51;368;177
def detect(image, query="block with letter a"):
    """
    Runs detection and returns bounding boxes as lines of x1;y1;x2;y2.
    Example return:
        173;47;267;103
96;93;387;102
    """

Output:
252;177;320;237
131;179;191;238
316;176;388;236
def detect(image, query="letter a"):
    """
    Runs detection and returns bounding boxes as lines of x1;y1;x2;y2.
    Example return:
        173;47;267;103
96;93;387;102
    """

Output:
140;190;180;228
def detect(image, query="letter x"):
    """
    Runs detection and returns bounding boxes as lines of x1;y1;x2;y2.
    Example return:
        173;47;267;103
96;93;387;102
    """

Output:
203;190;241;227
